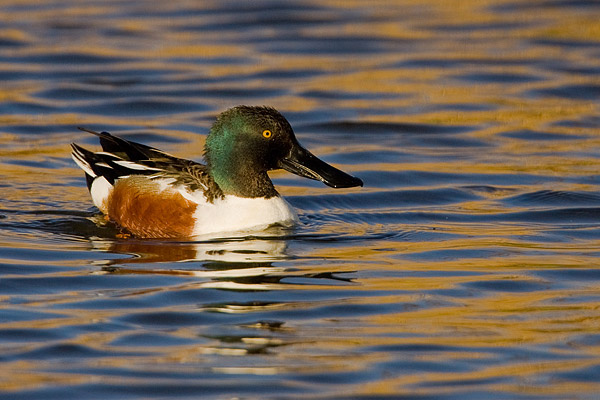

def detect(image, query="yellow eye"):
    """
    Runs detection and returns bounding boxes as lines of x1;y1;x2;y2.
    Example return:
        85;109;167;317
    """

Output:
262;129;272;138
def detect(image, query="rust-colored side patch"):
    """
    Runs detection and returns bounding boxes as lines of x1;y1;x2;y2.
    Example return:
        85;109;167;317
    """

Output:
106;176;197;239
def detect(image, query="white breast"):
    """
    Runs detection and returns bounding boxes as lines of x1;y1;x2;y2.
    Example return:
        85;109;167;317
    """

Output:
190;195;299;237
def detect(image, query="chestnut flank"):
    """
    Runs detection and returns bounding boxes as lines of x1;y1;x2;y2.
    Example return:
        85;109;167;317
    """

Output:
107;177;197;238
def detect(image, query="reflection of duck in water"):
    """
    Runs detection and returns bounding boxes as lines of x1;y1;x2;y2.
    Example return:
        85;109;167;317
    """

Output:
93;232;353;292
91;225;291;265
91;226;292;291
71;106;362;239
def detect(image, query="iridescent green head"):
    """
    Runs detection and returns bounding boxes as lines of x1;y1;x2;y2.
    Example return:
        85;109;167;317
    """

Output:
204;106;363;198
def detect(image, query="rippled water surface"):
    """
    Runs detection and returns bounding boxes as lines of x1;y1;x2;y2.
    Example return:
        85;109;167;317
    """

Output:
1;0;600;398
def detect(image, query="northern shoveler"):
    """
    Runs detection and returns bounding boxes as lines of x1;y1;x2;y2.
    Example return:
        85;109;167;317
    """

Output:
71;105;363;238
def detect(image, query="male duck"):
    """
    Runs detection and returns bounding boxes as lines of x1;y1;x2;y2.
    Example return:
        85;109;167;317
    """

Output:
71;105;363;238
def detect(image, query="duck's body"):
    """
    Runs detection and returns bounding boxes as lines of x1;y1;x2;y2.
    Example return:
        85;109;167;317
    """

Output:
79;171;298;238
71;106;362;238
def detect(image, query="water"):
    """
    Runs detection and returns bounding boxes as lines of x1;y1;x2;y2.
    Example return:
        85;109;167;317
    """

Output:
1;0;600;398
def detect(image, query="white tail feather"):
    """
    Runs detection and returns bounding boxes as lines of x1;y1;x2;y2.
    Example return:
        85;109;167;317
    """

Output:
71;150;96;178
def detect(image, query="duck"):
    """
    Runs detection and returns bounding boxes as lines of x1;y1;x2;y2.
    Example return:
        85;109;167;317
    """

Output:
71;105;363;238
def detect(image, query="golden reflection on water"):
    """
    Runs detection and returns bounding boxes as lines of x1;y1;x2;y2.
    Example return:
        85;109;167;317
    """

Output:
1;0;600;398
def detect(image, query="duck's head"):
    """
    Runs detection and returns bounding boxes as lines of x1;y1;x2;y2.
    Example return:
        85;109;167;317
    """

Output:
205;106;363;197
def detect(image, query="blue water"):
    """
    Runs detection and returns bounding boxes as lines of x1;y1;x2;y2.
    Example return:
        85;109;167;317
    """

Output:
1;0;600;398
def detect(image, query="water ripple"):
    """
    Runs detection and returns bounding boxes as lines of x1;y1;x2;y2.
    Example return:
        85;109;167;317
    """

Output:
1;0;600;398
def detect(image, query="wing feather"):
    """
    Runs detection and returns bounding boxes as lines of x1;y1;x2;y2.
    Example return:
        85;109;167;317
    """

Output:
71;128;223;202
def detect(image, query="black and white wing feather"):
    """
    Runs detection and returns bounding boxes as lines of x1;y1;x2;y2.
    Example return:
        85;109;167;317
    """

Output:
71;128;223;202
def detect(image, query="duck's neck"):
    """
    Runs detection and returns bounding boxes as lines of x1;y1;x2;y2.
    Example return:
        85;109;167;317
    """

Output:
209;162;278;198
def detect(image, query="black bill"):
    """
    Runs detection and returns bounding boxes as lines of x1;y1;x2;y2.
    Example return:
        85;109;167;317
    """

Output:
278;144;363;188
